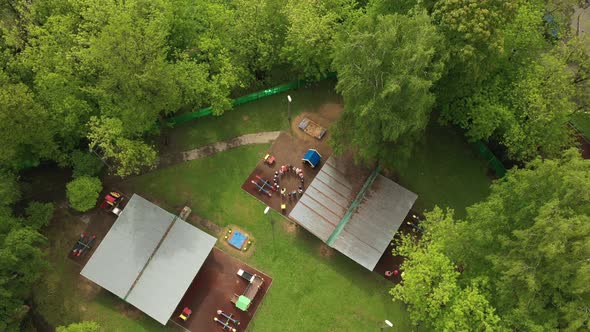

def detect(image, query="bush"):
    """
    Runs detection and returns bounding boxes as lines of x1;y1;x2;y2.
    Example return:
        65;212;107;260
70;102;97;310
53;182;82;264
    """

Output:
71;150;104;178
0;172;20;206
24;201;54;229
56;321;100;332
66;177;102;212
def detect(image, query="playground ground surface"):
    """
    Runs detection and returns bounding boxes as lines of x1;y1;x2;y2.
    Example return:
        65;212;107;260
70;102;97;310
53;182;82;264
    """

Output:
66;189;128;267
171;248;272;332
240;132;333;216
66;210;115;267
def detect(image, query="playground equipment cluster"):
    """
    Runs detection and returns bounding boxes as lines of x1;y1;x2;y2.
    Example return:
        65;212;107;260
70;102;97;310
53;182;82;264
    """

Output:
70;231;97;258
252;164;306;199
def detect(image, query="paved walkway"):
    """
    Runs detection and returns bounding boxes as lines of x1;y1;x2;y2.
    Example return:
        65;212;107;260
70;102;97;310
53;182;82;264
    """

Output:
159;131;281;167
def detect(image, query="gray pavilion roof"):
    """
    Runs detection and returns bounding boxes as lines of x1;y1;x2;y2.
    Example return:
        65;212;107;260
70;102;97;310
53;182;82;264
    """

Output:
81;194;216;325
289;156;417;270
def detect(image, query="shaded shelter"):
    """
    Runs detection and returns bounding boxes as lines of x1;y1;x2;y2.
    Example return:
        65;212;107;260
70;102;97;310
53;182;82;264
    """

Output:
289;156;417;270
81;194;216;325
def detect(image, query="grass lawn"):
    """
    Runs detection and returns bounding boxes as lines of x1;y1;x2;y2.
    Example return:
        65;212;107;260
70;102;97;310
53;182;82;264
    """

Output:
34;81;492;331
122;145;414;332
165;77;491;218
165;79;342;152
393;121;492;219
571;113;590;139
34;209;174;332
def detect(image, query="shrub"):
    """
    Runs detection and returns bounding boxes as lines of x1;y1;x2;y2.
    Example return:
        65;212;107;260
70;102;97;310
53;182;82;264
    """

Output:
56;321;100;332
66;177;102;212
71;150;104;178
24;201;54;229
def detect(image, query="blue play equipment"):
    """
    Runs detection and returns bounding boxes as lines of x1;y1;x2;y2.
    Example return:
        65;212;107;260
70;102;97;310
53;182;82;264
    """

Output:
228;231;248;250
302;149;321;168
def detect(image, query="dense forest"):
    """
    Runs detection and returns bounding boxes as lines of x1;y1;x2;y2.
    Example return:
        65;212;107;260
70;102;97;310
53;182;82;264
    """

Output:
1;0;589;330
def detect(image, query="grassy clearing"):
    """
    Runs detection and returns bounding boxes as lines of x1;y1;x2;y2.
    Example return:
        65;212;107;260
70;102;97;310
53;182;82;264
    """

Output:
34;209;173;332
393;121;492;219
164;77;490;218
165;79;341;152
35;81;492;331
122;145;414;332
571;113;590;139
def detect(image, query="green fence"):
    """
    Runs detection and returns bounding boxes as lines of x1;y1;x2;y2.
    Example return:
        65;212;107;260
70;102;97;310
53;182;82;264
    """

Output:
473;141;507;178
167;73;337;126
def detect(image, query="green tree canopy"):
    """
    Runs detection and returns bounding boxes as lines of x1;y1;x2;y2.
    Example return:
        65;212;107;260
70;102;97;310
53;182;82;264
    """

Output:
282;0;359;79
394;149;590;330
0;172;20;207
71;150;104;178
24;201;54;230
391;208;503;331
66;176;102;212
438;1;583;161
88;116;157;177
331;10;445;163
0;225;47;331
0;71;56;170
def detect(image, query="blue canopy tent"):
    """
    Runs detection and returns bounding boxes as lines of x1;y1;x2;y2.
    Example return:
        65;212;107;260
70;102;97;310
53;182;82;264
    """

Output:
302;149;321;168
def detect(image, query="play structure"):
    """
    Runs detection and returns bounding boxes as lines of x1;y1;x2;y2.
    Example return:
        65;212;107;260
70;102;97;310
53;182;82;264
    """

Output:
231;269;265;311
408;214;425;233
214;309;240;331
228;230;249;250
302;149;321;168
263;154;275;166
100;191;124;215
178;307;192;321
385;269;400;277
298;117;327;140
251;175;273;197
70;232;97;257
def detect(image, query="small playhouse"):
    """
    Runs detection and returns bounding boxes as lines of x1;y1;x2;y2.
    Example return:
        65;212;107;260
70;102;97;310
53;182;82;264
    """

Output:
302;149;321;168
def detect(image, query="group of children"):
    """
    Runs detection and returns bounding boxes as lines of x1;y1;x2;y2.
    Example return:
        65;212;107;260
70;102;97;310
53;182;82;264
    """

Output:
273;164;305;201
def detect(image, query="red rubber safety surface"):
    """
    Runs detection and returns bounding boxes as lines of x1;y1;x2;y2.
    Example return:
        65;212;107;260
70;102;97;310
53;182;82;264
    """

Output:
241;132;332;216
372;212;425;285
170;248;273;332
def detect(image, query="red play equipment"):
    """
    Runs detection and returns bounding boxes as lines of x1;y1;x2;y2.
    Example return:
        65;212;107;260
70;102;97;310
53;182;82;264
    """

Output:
385;269;399;277
179;307;192;321
263;154;275;166
100;191;124;215
70;232;98;257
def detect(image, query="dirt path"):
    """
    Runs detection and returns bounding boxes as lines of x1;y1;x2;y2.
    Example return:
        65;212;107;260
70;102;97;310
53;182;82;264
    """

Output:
158;131;281;166
182;131;281;161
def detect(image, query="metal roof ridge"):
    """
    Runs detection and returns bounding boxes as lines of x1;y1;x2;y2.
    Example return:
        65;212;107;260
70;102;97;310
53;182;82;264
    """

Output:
326;166;381;246
123;214;178;300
